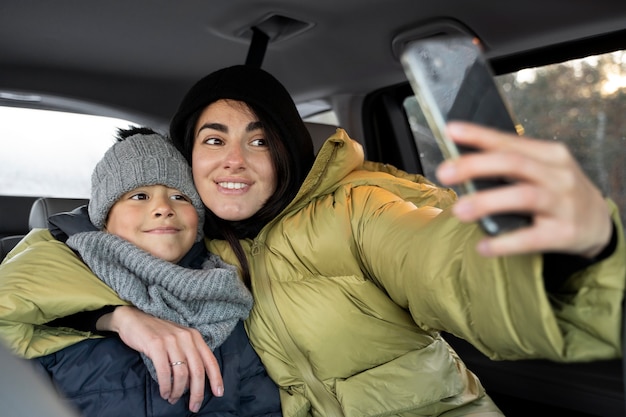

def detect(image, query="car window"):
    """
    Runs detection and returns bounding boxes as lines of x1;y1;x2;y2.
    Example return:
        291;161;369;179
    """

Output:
0;107;137;198
302;108;340;126
404;50;626;226
0;103;337;200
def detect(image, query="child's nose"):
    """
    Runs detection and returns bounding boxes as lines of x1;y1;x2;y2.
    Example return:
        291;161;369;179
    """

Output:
152;197;175;217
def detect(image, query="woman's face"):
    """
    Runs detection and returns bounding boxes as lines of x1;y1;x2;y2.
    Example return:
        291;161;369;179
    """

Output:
192;99;277;221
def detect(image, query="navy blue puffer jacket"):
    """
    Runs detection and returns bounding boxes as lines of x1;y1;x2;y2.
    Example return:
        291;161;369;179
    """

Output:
36;322;282;417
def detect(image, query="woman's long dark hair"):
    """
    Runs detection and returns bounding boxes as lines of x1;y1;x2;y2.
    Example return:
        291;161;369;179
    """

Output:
181;102;305;287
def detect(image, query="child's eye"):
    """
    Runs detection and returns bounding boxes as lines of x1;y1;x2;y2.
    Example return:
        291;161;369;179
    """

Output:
171;194;192;203
129;193;149;200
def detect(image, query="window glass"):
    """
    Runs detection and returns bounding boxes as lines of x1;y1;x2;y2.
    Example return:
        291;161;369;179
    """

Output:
303;109;340;126
0;103;337;200
0;107;137;198
404;50;626;226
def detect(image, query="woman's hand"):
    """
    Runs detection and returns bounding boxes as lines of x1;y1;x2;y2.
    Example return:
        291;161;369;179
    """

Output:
97;306;223;413
436;121;612;258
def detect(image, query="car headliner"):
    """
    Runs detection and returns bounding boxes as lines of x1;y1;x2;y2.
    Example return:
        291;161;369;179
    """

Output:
1;0;626;124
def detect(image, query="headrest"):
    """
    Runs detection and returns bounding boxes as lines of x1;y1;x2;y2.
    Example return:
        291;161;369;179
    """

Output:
29;197;89;230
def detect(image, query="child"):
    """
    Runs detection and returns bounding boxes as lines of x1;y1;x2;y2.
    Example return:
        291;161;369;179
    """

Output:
0;127;282;416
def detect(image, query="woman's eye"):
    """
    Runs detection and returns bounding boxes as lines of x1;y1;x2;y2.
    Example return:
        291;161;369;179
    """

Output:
250;138;267;147
204;137;223;145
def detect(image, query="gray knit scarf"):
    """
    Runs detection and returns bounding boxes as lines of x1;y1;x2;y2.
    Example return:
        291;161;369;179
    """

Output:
66;231;253;382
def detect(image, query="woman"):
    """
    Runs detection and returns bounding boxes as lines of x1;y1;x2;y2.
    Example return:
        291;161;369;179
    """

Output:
111;65;624;416
13;65;625;416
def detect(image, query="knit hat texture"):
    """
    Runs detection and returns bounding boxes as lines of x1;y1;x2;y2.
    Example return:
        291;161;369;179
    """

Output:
89;131;205;241
169;65;315;185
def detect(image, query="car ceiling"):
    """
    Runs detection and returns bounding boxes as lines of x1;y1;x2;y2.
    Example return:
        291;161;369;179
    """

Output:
1;0;626;125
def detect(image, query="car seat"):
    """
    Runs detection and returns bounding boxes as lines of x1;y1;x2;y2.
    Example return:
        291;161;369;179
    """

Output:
0;197;88;262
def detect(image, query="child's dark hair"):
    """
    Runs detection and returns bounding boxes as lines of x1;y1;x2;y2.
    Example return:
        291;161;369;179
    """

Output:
115;126;159;141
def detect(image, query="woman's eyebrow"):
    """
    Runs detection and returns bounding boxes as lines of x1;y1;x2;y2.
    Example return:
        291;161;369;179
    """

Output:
247;121;263;132
196;121;262;136
197;122;227;135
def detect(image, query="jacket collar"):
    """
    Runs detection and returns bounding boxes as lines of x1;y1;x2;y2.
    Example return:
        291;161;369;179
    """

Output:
289;129;365;210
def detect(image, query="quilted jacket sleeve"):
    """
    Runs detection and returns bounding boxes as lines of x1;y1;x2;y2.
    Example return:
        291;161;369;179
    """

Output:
352;184;625;362
0;229;129;358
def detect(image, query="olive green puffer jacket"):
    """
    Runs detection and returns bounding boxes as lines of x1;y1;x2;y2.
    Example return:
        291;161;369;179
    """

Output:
207;129;626;417
0;231;130;357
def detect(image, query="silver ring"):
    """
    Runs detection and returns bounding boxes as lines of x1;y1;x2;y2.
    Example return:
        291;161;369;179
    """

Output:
170;361;186;367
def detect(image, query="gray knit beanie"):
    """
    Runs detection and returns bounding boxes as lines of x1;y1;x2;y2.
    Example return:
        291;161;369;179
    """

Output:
89;130;205;241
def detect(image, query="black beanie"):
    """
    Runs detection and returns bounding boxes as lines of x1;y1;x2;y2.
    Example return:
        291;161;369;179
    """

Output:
170;65;315;187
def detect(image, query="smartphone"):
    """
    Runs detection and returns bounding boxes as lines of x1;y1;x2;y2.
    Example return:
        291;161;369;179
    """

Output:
400;34;532;236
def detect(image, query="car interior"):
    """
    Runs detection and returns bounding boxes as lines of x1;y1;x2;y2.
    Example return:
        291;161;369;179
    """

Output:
1;1;625;416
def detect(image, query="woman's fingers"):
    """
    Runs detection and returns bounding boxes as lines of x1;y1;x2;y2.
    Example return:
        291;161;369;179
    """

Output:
444;121;567;163
148;340;176;401
108;306;224;413
168;354;190;404
198;338;224;398
148;328;218;413
437;121;613;257
438;127;573;188
185;331;217;413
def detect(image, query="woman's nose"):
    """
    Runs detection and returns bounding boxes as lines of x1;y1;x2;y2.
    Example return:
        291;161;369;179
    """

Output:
224;143;245;168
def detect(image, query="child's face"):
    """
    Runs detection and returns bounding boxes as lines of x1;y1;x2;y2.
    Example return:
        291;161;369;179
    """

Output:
105;185;198;263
